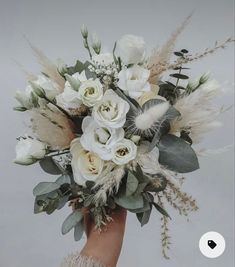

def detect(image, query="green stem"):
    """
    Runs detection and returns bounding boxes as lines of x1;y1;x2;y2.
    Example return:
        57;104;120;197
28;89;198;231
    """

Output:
84;38;92;59
43;95;74;121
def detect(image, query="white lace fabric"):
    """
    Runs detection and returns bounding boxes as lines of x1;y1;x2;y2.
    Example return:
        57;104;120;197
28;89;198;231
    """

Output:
61;252;107;267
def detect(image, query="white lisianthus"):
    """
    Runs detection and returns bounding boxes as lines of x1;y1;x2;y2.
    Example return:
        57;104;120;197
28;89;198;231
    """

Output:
33;75;60;100
92;89;130;128
111;139;137;165
117;65;151;98
80;116;125;160
78;79;103;107
56;71;87;110
92;53;114;66
14;138;47;165
70;138;104;186
116;34;146;65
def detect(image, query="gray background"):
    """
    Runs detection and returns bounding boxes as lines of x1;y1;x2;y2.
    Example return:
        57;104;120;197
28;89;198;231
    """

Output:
0;0;234;266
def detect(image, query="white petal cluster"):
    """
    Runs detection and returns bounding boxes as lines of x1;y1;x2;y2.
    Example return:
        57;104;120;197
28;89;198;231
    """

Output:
116;34;146;65
14;138;47;165
117;65;151;98
92;89;130;128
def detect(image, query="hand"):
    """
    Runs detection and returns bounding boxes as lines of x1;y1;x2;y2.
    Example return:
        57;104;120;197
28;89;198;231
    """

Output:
80;207;127;267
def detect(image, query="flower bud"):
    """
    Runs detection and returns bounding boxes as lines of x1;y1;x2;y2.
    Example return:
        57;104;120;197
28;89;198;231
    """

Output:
64;74;81;91
81;24;88;39
29;81;46;98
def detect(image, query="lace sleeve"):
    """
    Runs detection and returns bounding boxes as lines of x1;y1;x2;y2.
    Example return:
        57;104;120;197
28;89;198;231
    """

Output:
61;252;107;267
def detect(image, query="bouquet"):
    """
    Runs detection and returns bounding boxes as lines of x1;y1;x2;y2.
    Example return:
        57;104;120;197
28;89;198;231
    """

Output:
14;17;234;258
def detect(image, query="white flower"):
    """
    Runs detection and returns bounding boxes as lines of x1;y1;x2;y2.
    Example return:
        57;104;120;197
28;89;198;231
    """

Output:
14;138;47;165
80;116;125;160
56;71;87;110
78;79;103;107
136;141;160;174
116;34;146;65
93;89;130;128
70;138;104;186
33;75;60;100
117;65;151;98
15;85;38;109
111;139;137;165
92;53;114;66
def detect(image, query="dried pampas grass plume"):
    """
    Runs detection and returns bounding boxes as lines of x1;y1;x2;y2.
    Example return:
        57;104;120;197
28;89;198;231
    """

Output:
170;80;222;143
30;107;75;150
26;38;65;91
148;14;192;84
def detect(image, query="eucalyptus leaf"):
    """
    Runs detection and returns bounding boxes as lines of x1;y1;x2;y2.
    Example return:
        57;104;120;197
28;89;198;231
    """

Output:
158;134;199;173
62;210;83;235
39;157;62;175
170;73;189;80
136;205;152;226
33;182;60;196
56;175;71;186
126;172;139;196
57;195;70;210
130;197;151;213
74;221;84;241
115;194;144;210
153;202;170;218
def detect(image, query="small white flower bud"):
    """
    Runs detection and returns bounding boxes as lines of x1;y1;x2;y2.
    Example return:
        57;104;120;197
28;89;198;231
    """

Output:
81;24;88;38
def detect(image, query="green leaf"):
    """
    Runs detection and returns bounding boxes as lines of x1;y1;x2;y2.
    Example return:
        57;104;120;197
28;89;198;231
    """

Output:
74;60;85;73
181;49;189;54
136;205;152;226
62;210;83;235
130;197;151;213
158;134;199;173
134;164;150;184
170;73;189;80
34;191;59;214
153;202;170;218
39;157;62;175
174;51;184;57
115;194;144;210
55;175;71;186
74;221;84;241
33;182;60;196
57;195;69;210
126;172;139;196
134;182;148;196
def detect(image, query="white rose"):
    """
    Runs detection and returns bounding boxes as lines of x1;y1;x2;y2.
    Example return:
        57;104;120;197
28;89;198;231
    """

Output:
92;53;114;66
80;116;125;160
78;79;103;107
117;34;146;65
111;139;137;165
92;89;130;128
70;138;104;186
117;65;151;98
14;138;47;165
33;75;60;100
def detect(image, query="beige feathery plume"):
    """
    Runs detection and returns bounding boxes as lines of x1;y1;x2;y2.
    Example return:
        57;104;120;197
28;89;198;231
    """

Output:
27;40;65;91
148;14;192;84
170;80;222;143
30;106;75;150
93;167;125;204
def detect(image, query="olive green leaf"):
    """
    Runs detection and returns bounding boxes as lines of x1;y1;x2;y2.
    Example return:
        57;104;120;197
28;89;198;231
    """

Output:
62;210;83;235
